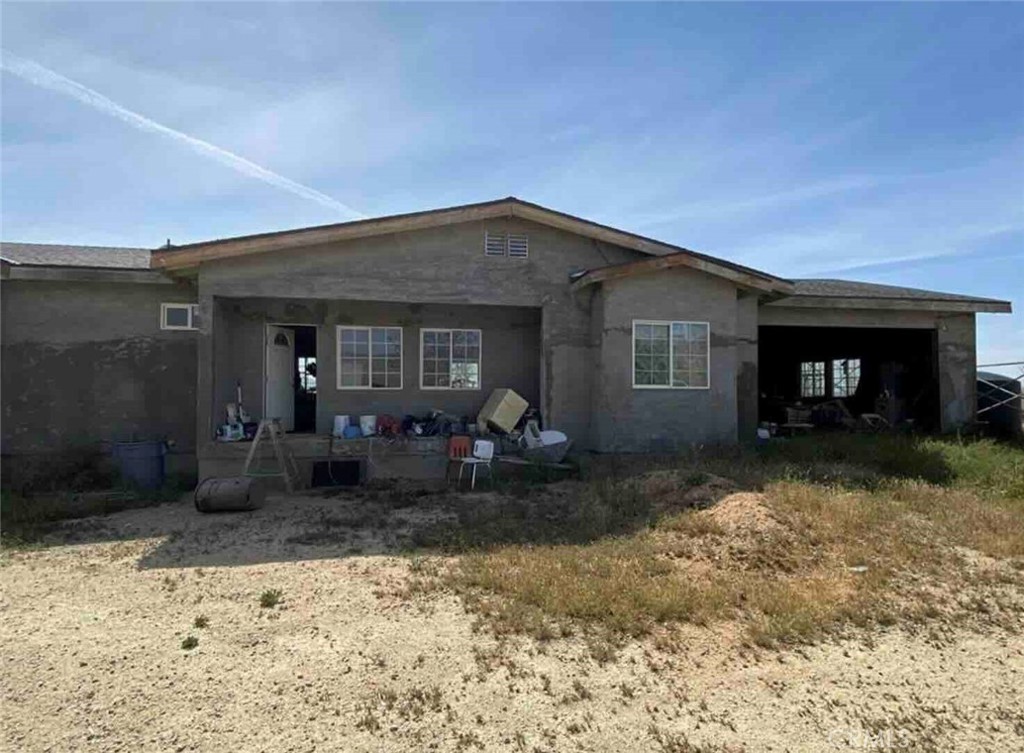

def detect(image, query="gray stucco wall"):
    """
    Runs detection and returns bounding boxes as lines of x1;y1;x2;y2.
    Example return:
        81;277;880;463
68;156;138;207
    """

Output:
589;267;741;451
196;217;642;450
759;304;978;431
735;293;759;441
212;297;540;433
1;278;198;475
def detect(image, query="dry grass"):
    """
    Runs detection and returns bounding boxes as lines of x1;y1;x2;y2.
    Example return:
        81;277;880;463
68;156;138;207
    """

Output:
433;436;1024;647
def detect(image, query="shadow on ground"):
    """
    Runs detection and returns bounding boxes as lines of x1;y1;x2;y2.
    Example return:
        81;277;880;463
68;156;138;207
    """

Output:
4;434;969;570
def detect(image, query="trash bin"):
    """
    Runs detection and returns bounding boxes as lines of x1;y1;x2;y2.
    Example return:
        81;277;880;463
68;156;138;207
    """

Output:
111;440;167;489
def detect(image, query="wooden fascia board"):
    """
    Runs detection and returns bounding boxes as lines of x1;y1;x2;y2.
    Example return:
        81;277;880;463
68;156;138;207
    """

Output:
571;255;789;294
151;202;515;270
766;296;1012;314
4;266;176;285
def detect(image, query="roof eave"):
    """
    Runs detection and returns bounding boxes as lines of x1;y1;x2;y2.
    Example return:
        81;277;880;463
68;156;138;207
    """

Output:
766;295;1012;314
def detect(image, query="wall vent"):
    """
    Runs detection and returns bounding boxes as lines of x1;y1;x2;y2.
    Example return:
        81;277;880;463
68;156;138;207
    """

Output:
484;231;507;256
507;233;529;258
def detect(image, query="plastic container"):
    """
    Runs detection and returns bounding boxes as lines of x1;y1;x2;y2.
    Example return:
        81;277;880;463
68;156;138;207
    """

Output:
359;415;377;437
194;477;266;513
111;440;166;489
332;415;350;437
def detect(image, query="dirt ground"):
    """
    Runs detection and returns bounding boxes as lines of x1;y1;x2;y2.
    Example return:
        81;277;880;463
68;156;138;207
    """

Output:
2;491;1022;753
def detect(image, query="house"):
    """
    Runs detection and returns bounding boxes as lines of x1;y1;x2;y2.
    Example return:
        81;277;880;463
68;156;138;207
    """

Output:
1;198;1012;481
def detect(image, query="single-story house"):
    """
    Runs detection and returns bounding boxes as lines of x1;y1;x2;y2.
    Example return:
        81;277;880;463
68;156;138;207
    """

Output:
1;197;1012;481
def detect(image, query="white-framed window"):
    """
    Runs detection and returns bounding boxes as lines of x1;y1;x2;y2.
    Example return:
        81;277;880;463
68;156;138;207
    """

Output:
632;320;710;389
800;361;826;398
161;303;198;330
832;358;861;398
421;328;482;390
336;326;402;390
484;231;529;258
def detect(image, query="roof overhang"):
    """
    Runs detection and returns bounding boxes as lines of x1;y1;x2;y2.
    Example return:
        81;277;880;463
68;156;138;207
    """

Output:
2;265;175;285
766;295;1012;314
149;197;788;292
569;250;793;295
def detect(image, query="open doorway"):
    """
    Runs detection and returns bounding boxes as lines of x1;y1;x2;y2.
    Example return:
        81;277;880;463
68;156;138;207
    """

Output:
265;324;317;433
758;325;940;430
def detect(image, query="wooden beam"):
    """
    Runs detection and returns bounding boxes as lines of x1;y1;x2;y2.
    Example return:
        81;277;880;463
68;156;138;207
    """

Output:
570;253;791;294
152;202;515;270
766;295;1012;314
5;266;176;285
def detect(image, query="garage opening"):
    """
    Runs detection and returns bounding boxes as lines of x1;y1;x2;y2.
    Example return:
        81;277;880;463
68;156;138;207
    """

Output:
758;326;940;431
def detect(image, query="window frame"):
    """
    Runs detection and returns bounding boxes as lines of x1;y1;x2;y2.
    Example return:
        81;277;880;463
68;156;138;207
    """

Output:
160;302;198;331
800;361;827;398
631;319;711;391
335;325;403;391
832;357;861;398
419;328;484;391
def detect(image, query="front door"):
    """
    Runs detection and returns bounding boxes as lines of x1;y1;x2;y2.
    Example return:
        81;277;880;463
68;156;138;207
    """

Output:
266;325;295;431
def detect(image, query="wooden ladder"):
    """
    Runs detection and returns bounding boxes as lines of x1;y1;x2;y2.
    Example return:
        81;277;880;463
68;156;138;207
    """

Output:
243;419;303;492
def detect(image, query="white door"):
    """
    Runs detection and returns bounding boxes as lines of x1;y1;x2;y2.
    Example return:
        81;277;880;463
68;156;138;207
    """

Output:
265;326;295;431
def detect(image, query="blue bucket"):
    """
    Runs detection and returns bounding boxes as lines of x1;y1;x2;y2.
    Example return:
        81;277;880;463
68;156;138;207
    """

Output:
112;440;167;489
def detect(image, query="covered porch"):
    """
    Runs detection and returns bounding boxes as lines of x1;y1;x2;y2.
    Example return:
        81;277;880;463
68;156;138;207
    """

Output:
198;296;542;481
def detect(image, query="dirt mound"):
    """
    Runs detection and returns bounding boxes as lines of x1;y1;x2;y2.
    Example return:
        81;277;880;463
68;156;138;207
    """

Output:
631;470;739;512
704;491;780;533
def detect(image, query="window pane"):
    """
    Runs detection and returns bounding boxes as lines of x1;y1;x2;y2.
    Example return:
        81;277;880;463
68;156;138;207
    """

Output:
164;306;189;327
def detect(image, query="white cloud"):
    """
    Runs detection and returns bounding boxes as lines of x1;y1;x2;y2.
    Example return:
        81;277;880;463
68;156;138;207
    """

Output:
1;50;366;219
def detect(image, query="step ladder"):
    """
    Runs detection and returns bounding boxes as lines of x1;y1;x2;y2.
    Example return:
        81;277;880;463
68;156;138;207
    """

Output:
242;419;303;492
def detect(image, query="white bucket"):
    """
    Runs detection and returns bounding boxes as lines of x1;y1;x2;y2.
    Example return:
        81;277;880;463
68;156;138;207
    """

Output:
332;415;350;438
359;415;377;437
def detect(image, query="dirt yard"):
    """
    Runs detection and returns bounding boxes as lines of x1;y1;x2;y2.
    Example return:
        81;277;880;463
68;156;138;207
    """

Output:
2;478;1022;753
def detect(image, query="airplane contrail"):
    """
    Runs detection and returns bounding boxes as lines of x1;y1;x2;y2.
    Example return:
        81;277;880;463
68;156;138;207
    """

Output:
0;50;366;219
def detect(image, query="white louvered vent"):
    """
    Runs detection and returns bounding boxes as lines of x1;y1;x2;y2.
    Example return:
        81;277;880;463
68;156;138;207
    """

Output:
484;231;507;256
507;233;529;259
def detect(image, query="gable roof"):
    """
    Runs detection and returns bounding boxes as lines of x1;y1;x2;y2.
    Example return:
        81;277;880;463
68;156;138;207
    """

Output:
0;242;151;270
149;197;790;292
770;278;1012;313
570;250;793;294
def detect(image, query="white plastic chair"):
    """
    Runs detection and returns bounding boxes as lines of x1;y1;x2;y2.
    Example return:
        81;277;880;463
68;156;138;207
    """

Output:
457;439;494;490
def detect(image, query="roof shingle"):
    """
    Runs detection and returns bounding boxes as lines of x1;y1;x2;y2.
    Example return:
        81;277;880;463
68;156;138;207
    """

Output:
0;242;151;270
791;278;1008;305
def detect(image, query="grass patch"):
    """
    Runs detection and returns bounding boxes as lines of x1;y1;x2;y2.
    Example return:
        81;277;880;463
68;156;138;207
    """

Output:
259;589;283;609
433;435;1024;646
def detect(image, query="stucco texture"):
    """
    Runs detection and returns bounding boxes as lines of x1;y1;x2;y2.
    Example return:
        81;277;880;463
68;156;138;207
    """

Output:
590;267;741;452
1;279;198;471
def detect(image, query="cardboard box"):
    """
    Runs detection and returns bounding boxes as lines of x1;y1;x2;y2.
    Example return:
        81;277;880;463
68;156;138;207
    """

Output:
477;388;529;434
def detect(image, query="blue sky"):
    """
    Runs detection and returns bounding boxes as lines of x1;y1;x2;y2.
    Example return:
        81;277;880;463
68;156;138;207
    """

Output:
2;3;1022;370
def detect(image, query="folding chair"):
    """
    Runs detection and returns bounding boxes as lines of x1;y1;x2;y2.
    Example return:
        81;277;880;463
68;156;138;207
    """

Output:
457;439;495;490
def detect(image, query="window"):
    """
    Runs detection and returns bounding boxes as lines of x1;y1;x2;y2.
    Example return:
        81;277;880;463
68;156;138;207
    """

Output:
161;303;198;330
800;361;826;398
632;320;710;389
832;358;861;398
298;356;317;394
421;329;482;389
484;231;529;258
336;326;402;390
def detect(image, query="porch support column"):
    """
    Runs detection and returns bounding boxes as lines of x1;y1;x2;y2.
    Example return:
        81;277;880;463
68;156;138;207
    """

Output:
937;312;976;431
195;291;216;452
736;293;759;441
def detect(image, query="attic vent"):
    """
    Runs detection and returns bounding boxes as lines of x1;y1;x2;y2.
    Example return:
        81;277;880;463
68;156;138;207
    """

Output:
484;231;507;256
507;233;529;258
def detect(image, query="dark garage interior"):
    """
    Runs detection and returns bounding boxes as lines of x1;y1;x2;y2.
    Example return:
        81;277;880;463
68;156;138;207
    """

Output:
759;326;940;431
